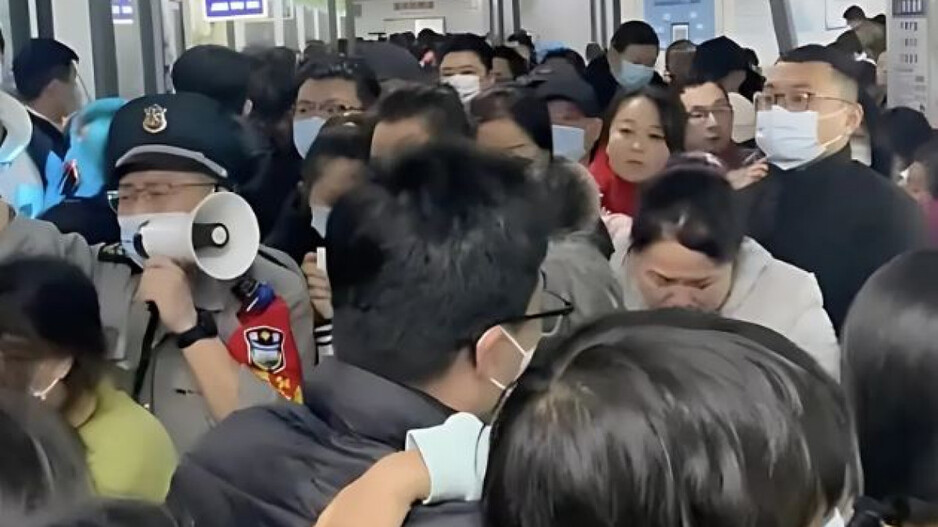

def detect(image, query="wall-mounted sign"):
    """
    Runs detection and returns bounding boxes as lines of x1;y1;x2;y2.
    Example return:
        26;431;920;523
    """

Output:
203;0;269;21
112;0;134;24
645;0;715;47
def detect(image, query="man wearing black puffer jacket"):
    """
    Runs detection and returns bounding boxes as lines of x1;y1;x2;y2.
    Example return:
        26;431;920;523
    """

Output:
168;144;562;527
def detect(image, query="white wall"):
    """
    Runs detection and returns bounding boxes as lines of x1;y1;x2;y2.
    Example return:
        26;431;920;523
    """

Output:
519;0;592;56
51;0;96;98
355;0;488;37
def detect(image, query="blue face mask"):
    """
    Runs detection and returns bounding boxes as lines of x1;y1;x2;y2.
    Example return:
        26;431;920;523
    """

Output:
616;60;655;92
552;125;587;162
293;116;327;158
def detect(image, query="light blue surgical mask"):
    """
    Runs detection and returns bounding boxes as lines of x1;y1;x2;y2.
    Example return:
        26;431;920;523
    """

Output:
616;60;655;93
293;116;327;158
552;125;587;162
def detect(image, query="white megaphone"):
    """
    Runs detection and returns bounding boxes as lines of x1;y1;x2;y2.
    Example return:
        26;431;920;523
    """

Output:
132;192;260;280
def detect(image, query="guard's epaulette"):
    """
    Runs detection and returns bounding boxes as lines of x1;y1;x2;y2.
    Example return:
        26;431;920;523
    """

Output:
97;243;143;273
257;246;294;272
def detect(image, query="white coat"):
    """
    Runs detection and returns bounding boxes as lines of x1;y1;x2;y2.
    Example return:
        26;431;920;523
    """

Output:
613;237;841;380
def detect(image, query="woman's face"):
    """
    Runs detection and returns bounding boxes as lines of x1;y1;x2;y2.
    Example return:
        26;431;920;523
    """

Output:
308;157;367;208
606;96;671;184
629;239;733;312
477;118;547;163
903;161;934;211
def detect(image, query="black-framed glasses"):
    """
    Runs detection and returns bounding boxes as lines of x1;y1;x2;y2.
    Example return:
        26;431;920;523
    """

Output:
497;289;574;337
754;92;854;113
106;183;218;211
687;105;733;122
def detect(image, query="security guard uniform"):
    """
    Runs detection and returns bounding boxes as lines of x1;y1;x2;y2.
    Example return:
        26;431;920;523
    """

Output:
0;93;315;452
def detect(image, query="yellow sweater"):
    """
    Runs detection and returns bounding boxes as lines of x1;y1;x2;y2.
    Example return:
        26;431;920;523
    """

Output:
77;380;178;501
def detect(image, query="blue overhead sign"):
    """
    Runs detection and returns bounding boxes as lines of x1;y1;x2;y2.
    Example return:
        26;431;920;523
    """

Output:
203;0;268;21
112;0;134;24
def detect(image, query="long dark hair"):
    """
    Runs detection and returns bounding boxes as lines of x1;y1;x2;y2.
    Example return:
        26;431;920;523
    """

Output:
844;251;938;525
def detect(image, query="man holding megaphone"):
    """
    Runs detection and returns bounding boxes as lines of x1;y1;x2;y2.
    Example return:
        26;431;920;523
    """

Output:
0;92;315;453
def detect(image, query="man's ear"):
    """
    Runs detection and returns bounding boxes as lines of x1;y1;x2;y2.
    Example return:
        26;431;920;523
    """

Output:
848;102;865;133
242;99;254;117
585;117;603;148
474;326;504;378
482;72;496;90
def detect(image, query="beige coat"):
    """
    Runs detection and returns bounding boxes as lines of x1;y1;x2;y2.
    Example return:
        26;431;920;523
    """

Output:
613;237;841;380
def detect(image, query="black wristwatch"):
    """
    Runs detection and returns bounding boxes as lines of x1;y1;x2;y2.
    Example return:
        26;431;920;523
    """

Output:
176;310;219;349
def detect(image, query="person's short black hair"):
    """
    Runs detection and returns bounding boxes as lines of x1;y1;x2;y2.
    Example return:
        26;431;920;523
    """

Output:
507;32;535;53
780;44;862;100
485;309;857;527
374;84;473;140
604;86;686;154
13;39;78;101
844;5;866;21
680;78;730;102
440;33;495;72
470;85;553;155
666;38;696;54
0;391;88;517
884;107;934;167
171;45;252;115
691;36;749;84
631;160;743;263
843;251;938;519
585;42;604;62
0;258;107;405
302;113;373;193
541;48;586;77
295;58;381;109
610;20;659;54
666;38;696;61
243;46;298;122
493;46;530;79
327;143;549;386
829;30;864;56
872;13;886;26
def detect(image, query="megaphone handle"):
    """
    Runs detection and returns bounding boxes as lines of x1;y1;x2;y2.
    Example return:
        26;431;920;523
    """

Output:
132;301;161;403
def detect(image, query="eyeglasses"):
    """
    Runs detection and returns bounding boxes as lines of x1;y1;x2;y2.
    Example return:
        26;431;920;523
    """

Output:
687;105;733;122
498;289;575;337
296;102;365;118
754;92;854;113
107;182;218;211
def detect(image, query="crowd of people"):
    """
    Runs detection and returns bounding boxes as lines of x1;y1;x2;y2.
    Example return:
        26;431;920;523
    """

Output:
0;5;935;526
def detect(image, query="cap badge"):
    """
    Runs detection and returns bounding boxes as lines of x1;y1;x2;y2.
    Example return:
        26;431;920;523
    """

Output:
142;105;168;134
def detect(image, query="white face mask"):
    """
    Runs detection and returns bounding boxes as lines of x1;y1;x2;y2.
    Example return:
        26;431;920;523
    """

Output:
756;106;849;171
552;125;587;162
293;116;327;158
118;212;190;265
310;205;331;237
443;74;482;104
489;326;536;391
